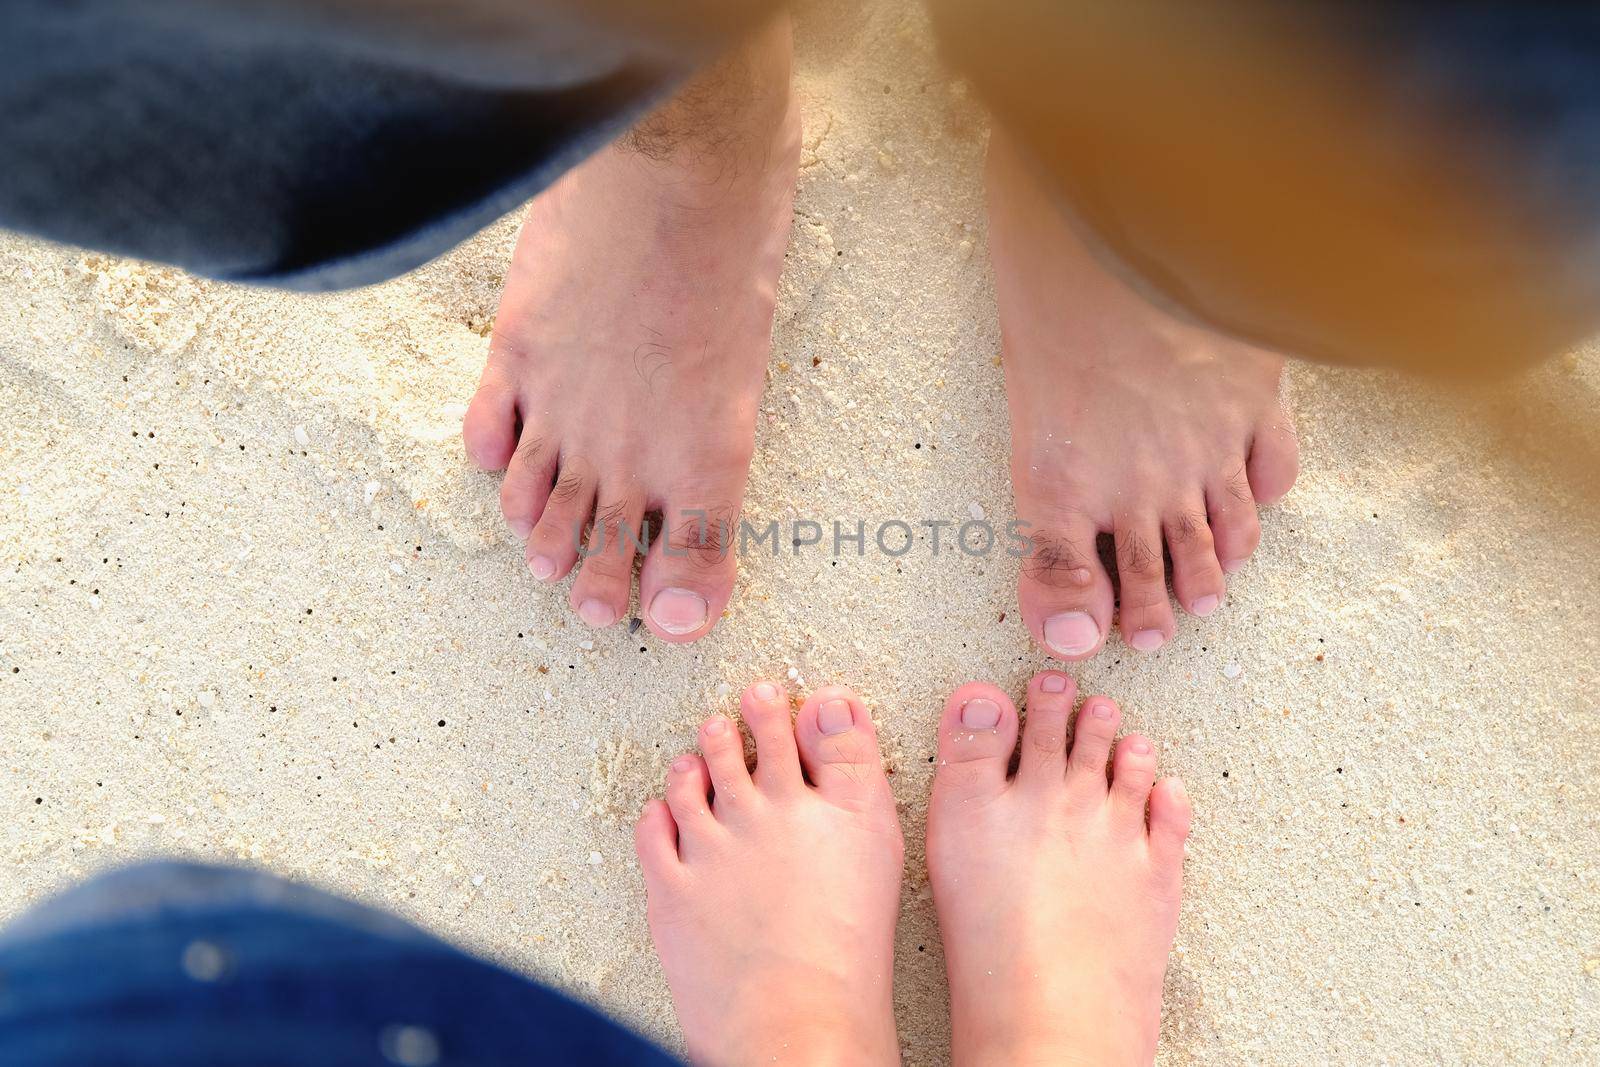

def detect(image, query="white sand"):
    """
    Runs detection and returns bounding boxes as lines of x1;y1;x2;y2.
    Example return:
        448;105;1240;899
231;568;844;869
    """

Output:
2;2;1598;1063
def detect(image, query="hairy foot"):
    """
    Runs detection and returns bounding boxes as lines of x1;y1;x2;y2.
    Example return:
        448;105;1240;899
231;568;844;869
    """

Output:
988;129;1299;659
634;682;905;1066
464;21;800;642
927;673;1192;1066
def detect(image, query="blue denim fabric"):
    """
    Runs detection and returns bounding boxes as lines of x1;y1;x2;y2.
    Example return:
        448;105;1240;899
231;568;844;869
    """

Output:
0;0;691;290
0;862;681;1067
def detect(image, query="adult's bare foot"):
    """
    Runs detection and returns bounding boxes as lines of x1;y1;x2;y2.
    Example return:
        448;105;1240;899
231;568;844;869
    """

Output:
634;682;905;1066
464;20;800;642
927;672;1192;1066
989;128;1299;659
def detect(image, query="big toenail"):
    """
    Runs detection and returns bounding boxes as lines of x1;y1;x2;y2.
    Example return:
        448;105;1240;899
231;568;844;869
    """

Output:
1089;702;1114;720
1191;594;1220;617
1130;630;1165;652
529;555;556;580
1129;738;1152;756
703;717;728;736
671;756;694;773
649;588;708;635
577;599;615;627
1043;612;1099;656
753;682;779;700
1222;558;1247;574
817;699;854;735
1040;674;1068;694
960;698;1002;729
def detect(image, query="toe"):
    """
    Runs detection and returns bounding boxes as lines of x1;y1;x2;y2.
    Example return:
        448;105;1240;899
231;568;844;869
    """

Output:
1146;777;1193;874
1016;515;1115;662
794;685;891;810
1064;694;1121;805
569;489;646;628
932;682;1019;807
698;714;755;817
663;753;720;855
1108;733;1159;835
1162;501;1226;620
1207;463;1261;575
1113;517;1175;653
1246;408;1300;506
1015;671;1075;789
638;501;740;644
524;461;595;584
463;362;520;472
740;681;803;794
634;798;682;883
498;427;559;541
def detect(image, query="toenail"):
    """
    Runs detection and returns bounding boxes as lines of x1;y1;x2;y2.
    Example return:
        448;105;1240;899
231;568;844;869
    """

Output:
649;588;708;635
1089;701;1114;720
529;555;556;580
817;698;854;735
577;599;615;627
1222;558;1247;574
753;682;779;701
1043;612;1099;656
1128;738;1152;756
1191;594;1220;617
511;518;533;540
959;698;1002;729
703;717;729;736
671;756;694;773
1130;630;1165;653
1040;674;1068;694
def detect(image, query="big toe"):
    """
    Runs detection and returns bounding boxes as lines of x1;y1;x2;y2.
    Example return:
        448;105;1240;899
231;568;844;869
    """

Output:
1016;516;1115;662
794;685;891;810
639;501;741;644
931;682;1019;807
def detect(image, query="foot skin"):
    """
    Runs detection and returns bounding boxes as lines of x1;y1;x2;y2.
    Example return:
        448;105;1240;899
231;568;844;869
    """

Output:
635;682;905;1066
464;21;800;643
988;129;1300;659
927;673;1193;1067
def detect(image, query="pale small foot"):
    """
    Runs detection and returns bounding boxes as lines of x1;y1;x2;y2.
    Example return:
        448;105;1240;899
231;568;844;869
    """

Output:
927;672;1191;1066
635;682;905;1066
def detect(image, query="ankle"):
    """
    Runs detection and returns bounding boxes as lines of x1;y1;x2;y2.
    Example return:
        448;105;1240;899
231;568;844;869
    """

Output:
621;17;796;176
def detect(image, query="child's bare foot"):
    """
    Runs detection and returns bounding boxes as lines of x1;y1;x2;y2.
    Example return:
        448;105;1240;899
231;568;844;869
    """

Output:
634;682;905;1066
464;21;799;643
988;128;1299;659
927;672;1192;1066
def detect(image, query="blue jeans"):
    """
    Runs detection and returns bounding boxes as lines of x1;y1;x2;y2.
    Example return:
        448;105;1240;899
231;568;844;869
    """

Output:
0;0;770;290
0;862;680;1067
